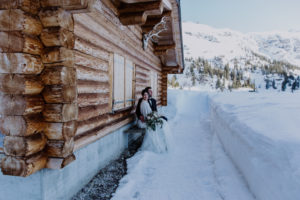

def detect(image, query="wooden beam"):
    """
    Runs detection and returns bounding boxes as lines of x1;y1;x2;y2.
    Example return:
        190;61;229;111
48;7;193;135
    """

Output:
42;47;74;67
43;85;77;103
76;65;109;82
78;103;110;121
1;153;47;177
75;51;109;71
0;115;45;137
40;28;75;49
0;0;40;15
77;80;110;94
0;9;42;35
153;44;175;56
76;110;131;136
154;43;175;51
119;0;162;14
4;133;47;157
44;121;77;140
0;74;44;95
43;103;78;122
0;94;44;115
46;138;74;157
118;0;165;25
39;8;74;31
0;53;44;74
41;66;76;85
154;49;167;56
78;93;109;107
0;32;43;55
119;12;147;25
40;0;89;10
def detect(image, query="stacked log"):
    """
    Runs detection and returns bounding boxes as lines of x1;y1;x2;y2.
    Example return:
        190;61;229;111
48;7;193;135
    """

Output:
39;8;77;169
0;4;47;177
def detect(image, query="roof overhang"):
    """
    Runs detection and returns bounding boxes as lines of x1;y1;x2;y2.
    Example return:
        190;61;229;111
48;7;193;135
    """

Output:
114;0;184;73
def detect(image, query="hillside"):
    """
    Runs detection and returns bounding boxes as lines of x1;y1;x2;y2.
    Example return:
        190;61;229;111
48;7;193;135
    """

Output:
170;22;300;91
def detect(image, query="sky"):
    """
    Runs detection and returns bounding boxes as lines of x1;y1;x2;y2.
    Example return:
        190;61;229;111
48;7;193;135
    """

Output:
181;0;300;33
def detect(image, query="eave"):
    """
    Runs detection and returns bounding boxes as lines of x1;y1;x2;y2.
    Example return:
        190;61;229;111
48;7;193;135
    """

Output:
113;0;184;74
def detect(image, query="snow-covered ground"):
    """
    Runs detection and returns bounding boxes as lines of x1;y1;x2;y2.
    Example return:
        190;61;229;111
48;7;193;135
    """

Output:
112;90;255;200
112;89;300;200
210;90;300;200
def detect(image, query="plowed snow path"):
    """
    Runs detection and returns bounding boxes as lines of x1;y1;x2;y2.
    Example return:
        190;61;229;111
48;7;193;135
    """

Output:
112;90;255;200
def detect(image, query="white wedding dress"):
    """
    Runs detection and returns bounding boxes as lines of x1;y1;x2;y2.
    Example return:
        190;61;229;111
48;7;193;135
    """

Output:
137;100;168;153
137;100;152;129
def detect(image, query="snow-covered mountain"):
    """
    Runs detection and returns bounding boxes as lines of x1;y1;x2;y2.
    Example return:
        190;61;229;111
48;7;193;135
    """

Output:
183;22;300;68
170;22;300;91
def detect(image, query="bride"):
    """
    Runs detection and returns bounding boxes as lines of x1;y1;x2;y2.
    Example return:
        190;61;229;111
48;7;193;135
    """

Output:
137;90;152;129
137;90;168;153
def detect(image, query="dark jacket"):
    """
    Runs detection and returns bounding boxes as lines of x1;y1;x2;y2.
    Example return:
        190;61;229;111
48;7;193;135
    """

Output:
148;97;157;112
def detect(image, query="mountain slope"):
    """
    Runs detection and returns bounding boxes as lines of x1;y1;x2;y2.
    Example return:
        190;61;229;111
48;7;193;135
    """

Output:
171;22;300;91
183;22;300;67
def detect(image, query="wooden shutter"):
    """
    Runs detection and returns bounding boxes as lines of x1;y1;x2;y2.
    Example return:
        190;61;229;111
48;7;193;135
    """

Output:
113;53;125;110
125;60;134;107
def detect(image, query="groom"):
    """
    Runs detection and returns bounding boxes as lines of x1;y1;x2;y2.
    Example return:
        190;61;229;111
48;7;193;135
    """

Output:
145;87;157;112
136;87;157;122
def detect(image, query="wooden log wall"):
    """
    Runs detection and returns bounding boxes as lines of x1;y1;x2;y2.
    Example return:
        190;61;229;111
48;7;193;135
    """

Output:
0;0;168;176
0;3;46;176
72;1;163;149
0;1;87;176
39;7;77;169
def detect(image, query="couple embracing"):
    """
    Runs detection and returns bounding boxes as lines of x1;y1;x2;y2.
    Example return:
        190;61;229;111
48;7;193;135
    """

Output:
136;87;168;129
136;87;157;129
135;87;169;153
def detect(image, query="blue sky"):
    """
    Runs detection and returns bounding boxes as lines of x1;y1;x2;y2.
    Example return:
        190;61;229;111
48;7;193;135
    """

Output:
181;0;300;32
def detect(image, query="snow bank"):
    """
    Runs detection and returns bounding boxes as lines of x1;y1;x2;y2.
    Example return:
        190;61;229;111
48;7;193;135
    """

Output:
209;91;300;200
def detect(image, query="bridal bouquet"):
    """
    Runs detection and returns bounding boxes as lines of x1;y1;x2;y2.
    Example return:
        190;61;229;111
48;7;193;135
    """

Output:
145;112;164;131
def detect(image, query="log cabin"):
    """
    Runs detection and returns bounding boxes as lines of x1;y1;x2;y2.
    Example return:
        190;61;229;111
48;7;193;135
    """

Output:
0;0;184;199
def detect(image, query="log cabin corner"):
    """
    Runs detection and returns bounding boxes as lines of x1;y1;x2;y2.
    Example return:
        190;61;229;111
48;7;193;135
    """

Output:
0;0;184;199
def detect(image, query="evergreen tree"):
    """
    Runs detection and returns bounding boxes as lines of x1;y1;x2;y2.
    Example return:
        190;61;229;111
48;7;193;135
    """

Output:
215;78;221;89
224;64;230;80
272;79;277;89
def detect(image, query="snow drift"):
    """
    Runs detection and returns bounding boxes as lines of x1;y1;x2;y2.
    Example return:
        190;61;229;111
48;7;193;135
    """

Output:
209;91;300;200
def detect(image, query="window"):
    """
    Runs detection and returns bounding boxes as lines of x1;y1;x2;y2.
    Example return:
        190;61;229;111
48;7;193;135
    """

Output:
112;53;135;111
150;70;158;98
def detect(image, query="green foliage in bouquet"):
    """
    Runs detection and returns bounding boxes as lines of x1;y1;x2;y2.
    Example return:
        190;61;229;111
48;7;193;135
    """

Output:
145;112;164;131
